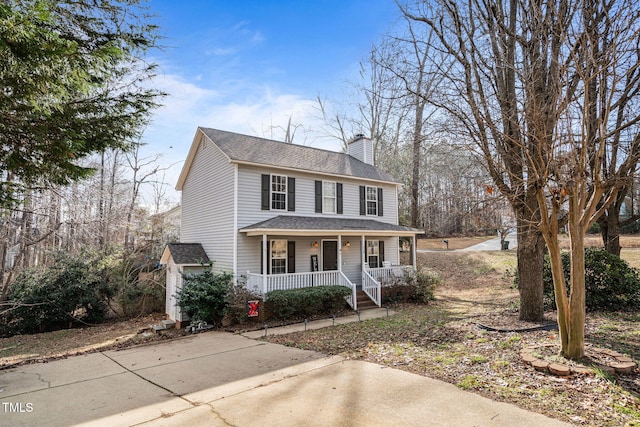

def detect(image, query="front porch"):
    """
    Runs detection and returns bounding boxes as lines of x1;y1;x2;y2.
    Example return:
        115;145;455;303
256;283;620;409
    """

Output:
239;215;420;312
246;264;415;311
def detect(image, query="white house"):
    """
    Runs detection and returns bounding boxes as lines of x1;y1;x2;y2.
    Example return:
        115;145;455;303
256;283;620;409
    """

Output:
161;128;419;322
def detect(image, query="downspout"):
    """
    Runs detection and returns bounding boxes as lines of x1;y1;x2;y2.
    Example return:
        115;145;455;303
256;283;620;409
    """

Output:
232;164;238;278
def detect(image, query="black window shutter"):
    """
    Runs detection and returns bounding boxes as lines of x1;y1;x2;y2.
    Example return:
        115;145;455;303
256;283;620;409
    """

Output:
287;241;295;273
287;177;295;211
315;181;322;213
337;183;343;214
261;175;270;210
379;240;385;263
377;188;384;216
359;186;366;215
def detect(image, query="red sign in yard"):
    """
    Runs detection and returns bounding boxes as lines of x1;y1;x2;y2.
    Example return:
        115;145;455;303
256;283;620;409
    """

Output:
248;300;259;317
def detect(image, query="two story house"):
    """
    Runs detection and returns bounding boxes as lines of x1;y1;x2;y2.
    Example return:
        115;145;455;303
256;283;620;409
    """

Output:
162;128;419;322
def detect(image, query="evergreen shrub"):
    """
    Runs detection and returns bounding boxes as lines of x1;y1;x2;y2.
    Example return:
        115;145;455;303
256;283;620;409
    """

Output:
266;286;351;320
543;248;640;312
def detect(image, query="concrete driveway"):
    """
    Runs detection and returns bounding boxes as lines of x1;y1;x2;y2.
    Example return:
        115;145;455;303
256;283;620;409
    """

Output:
0;322;569;426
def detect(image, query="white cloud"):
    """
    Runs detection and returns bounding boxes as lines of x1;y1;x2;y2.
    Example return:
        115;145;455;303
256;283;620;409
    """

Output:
138;72;345;206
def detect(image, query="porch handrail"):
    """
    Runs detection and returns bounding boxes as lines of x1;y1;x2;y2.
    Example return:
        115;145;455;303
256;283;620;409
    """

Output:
367;265;414;285
245;270;357;310
338;271;357;311
362;269;381;307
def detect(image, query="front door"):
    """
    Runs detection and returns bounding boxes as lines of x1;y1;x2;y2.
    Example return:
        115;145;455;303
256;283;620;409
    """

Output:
322;240;338;271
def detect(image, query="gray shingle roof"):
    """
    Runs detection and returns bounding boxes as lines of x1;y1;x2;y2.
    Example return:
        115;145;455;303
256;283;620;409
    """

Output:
199;127;399;183
165;243;210;265
239;216;419;234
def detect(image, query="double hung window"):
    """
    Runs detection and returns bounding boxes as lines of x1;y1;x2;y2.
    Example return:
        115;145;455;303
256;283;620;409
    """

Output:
366;186;378;216
271;175;287;210
323;181;336;214
270;240;287;274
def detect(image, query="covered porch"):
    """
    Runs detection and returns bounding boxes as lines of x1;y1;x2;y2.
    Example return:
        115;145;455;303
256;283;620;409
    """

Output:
239;216;419;311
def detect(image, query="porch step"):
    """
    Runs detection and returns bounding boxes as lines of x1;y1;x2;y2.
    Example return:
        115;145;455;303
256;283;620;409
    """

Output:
356;290;378;310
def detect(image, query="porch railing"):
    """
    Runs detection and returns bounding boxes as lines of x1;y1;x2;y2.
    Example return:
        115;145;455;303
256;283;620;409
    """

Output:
367;265;415;285
362;269;381;307
362;265;416;308
245;270;357;310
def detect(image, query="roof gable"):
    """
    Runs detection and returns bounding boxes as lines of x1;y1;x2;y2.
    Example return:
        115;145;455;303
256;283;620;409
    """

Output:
160;243;210;265
176;128;399;190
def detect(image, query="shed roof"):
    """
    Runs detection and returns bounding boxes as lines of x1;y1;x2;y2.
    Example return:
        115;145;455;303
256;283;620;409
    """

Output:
160;243;210;265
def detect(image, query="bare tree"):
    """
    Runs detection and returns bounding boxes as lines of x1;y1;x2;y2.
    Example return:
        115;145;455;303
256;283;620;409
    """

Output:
404;0;640;358
401;0;553;321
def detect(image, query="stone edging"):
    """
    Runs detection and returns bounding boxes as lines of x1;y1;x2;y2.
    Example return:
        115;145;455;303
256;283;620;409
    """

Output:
520;343;637;376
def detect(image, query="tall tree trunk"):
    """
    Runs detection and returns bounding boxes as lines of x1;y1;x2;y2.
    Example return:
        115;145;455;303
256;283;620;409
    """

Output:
411;103;424;228
598;212;621;256
517;220;545;322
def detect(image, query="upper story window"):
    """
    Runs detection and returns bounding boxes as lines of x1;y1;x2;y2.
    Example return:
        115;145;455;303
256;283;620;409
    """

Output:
315;180;342;214
271;174;287;210
359;185;383;217
262;174;295;212
323;181;336;214
366;186;378;215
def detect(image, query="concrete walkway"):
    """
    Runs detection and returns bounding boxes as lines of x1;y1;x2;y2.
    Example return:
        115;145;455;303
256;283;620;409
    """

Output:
0;310;569;427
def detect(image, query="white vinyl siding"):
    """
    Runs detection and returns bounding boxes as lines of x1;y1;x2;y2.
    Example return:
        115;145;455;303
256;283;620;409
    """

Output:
235;164;401;276
180;137;235;272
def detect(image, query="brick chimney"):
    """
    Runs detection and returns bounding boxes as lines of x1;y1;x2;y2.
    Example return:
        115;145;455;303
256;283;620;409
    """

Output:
347;134;374;165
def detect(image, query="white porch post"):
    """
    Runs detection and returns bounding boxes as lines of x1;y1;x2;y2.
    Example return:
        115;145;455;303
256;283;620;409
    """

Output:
412;234;417;269
337;235;342;272
361;235;366;270
262;234;267;294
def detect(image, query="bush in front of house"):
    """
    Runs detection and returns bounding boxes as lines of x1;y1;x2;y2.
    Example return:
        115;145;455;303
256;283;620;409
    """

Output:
4;252;113;335
381;268;440;305
223;280;262;325
175;269;234;325
266;286;352;320
543;248;640;312
415;267;440;303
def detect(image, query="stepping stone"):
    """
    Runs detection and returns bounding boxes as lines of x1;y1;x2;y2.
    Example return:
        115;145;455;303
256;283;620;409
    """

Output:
520;352;537;364
531;359;549;372
614;356;634;363
572;366;594;376
611;362;637;374
162;319;176;329
548;363;571;376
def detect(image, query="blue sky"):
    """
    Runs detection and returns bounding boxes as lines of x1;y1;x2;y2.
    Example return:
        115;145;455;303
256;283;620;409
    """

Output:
141;0;402;206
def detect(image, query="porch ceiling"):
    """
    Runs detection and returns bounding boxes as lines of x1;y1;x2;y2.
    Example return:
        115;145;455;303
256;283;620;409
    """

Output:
239;215;420;237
